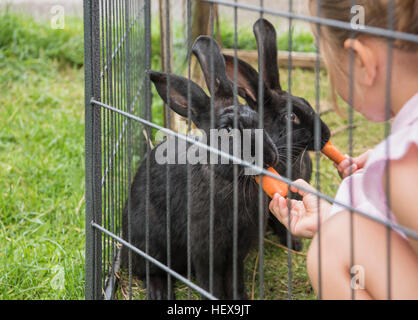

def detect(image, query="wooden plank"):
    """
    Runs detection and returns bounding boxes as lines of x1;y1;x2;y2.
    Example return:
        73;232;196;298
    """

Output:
159;0;182;132
222;49;325;70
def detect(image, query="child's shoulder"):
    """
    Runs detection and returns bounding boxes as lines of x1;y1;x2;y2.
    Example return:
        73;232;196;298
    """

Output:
361;94;418;225
371;120;418;166
391;93;418;134
368;93;418;166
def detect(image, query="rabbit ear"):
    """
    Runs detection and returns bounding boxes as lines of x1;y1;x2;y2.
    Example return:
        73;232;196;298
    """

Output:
192;36;233;98
222;54;264;110
149;71;210;126
253;18;281;91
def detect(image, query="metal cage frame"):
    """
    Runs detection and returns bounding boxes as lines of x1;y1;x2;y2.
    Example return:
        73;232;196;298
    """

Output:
84;0;418;300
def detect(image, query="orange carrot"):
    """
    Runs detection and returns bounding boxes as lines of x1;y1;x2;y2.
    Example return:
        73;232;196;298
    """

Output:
254;167;288;198
321;141;347;165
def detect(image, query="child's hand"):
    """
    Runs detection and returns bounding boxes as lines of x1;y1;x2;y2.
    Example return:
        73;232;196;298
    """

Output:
334;149;372;179
268;179;332;239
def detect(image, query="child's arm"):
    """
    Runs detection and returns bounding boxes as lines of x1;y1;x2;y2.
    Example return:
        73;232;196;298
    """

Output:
268;179;332;239
387;144;418;254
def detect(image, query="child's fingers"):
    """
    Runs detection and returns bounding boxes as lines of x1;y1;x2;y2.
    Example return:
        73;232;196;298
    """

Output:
337;157;353;172
341;163;357;178
269;195;309;236
337;150;371;178
339;157;351;169
269;194;288;217
337;157;358;178
289;179;316;197
269;193;280;214
291;200;305;216
353;149;372;168
269;194;291;228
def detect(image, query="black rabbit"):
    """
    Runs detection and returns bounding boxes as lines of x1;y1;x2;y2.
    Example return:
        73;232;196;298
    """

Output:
122;36;281;300
222;18;331;250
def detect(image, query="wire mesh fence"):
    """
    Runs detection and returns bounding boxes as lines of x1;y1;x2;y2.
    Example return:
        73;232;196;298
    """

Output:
84;0;418;300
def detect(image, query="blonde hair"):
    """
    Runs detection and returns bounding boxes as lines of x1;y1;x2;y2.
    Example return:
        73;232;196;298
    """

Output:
309;0;418;113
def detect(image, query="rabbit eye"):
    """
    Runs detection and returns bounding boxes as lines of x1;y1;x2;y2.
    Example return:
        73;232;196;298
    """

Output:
284;113;300;125
226;127;232;133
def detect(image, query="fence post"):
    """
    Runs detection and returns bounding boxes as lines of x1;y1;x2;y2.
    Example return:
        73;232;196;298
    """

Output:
84;0;102;300
124;0;133;301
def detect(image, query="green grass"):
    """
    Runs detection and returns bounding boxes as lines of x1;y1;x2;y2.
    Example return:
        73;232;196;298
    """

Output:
0;65;86;299
0;11;85;299
219;21;316;52
0;9;83;68
0;11;385;300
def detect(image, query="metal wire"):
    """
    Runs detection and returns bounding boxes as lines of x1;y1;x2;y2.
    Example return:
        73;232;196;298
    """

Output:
88;93;418;298
232;0;239;301
84;0;418;301
90;97;418;240
186;0;192;300
203;0;418;44
286;0;293;300
314;0;322;300
164;0;173;299
348;0;356;300
257;0;264;300
124;0;133;300
91;221;218;300
209;3;215;296
384;0;395;300
84;0;102;300
144;0;152;300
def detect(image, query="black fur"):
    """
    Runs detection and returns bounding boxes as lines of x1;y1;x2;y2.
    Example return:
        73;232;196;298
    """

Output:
223;18;330;249
123;107;278;299
122;19;331;300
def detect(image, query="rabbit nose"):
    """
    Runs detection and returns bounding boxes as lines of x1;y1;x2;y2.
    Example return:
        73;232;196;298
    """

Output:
263;134;279;168
266;148;279;168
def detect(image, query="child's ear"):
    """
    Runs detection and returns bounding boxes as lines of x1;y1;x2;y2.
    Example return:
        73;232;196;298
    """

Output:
344;38;377;86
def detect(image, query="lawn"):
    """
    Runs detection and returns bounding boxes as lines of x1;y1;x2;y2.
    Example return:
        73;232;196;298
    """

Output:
0;12;85;299
0;11;385;300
